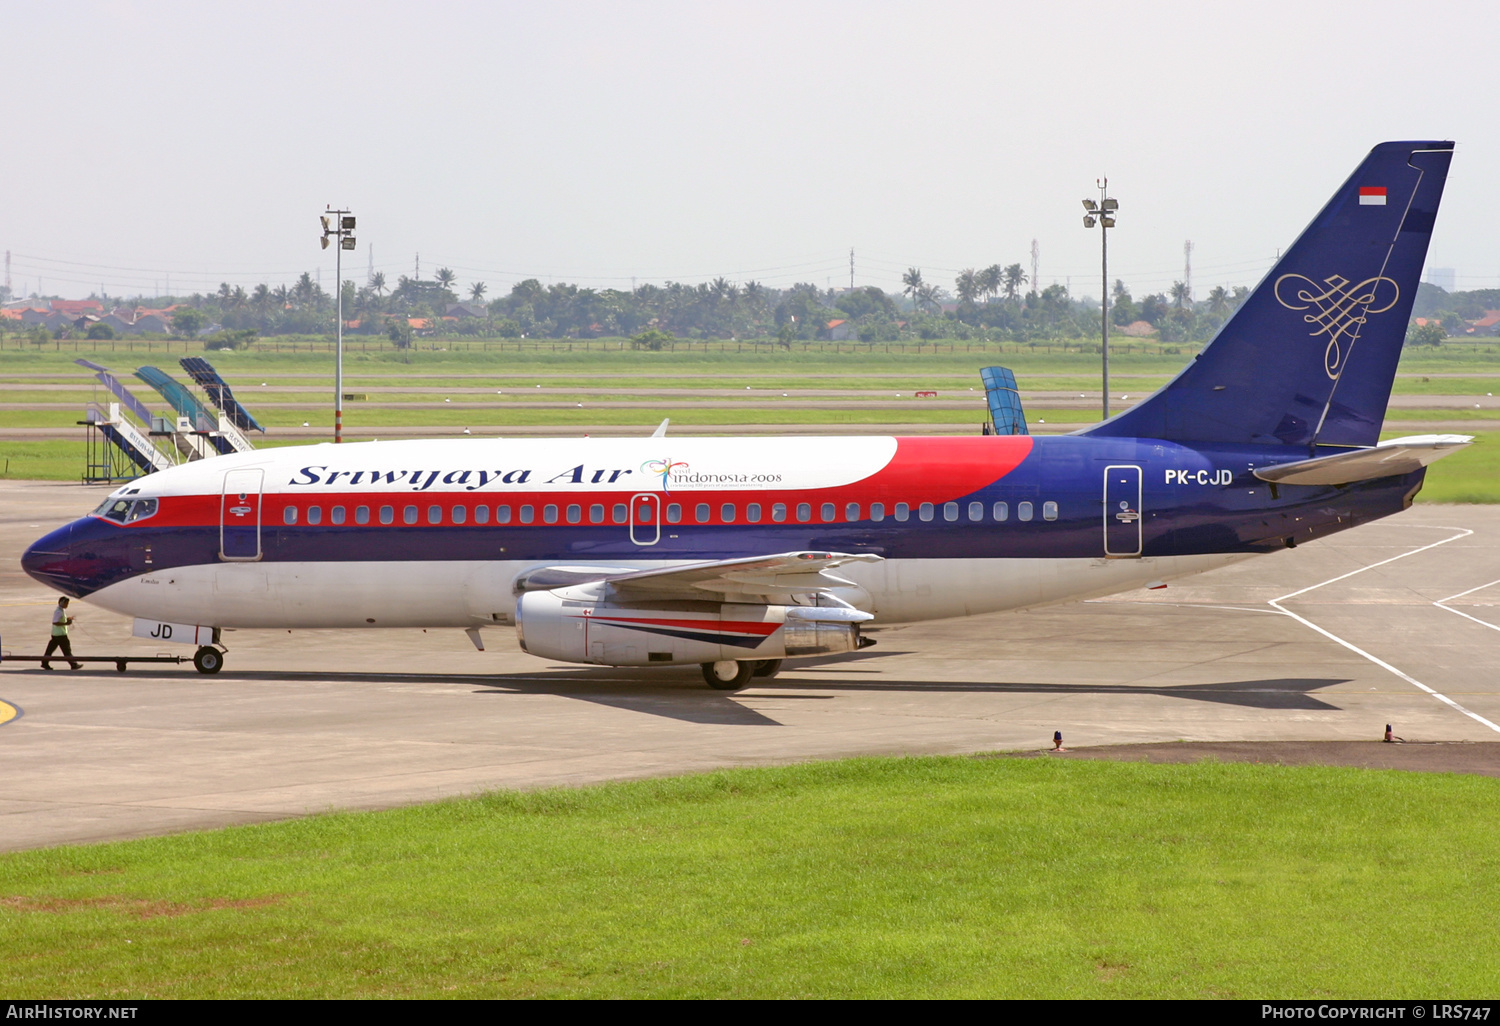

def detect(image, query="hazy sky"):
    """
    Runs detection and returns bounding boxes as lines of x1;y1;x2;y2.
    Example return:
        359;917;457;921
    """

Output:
4;0;1496;302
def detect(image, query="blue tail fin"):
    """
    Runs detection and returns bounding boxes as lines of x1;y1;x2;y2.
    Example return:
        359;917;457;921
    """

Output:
1085;141;1453;449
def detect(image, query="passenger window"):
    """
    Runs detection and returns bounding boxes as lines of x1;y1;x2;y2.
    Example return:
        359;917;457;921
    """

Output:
968;501;983;522
1043;501;1058;521
721;503;736;523
543;504;558;524
943;502;958;522
845;503;860;521
355;506;370;525
589;504;604;524
519;505;534;524
452;506;466;524
308;506;323;525
665;503;681;524
993;502;1008;522
496;505;512;524
821;503;835;522
472;505;488;524
746;503;762;523
283;506;297;525
894;503;909;522
919;502;934;522
402;505;417;525
566;504;581;524
611;504;627;524
870;502;885;522
796;503;811;522
380;506;395;525
427;505;442;525
695;503;710;523
1018;501;1034;522
332;505;347;525
772;503;787;523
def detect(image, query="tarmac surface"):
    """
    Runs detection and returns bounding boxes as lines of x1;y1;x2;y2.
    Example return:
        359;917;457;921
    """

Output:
2;480;1498;852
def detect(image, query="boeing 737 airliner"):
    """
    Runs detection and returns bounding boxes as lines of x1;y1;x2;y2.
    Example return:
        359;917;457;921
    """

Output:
22;141;1469;688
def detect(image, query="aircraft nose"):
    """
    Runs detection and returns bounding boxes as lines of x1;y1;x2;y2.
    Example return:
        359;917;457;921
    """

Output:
21;522;83;597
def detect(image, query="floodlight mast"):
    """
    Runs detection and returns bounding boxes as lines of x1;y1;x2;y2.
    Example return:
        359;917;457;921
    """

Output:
1082;179;1117;419
320;209;356;443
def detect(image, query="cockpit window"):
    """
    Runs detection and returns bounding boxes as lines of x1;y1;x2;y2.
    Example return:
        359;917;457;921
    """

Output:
126;498;158;522
93;497;158;524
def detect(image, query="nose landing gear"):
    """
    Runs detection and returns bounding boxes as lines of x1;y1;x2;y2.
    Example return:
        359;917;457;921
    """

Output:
193;646;225;675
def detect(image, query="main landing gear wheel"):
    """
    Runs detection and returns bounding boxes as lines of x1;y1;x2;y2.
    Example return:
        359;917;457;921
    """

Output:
752;659;783;679
701;660;755;691
193;646;224;675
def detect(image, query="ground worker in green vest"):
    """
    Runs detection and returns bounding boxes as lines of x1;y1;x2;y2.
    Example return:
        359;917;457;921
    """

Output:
42;597;82;670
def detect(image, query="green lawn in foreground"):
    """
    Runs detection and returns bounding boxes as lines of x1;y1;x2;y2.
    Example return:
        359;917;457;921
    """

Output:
1;756;1496;998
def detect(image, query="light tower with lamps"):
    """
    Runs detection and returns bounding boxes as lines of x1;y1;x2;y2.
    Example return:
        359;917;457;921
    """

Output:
320;209;356;443
1082;181;1117;420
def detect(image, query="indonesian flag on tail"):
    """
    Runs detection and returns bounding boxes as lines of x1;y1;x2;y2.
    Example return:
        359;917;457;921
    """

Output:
1359;186;1388;205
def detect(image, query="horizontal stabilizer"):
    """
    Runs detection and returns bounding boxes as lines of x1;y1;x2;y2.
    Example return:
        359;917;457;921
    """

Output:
1253;434;1473;486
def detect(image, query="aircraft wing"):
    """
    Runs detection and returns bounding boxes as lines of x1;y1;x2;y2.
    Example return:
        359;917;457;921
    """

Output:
1253;434;1473;486
514;550;882;607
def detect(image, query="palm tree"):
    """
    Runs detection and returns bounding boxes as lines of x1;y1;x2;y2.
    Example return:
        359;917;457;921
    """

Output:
435;267;457;292
251;283;271;313
916;283;942;315
1170;280;1191;309
979;265;1002;303
1207;285;1230;316
369;271;387;297
292;272;316;308
902;268;925;309
1002;264;1028;302
470;281;487;302
741;280;767;326
955;269;981;305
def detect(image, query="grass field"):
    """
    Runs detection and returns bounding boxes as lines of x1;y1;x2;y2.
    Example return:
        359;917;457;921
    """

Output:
3;346;1497;500
1;755;1496;998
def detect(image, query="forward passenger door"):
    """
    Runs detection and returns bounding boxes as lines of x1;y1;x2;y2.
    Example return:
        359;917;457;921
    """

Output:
220;468;264;561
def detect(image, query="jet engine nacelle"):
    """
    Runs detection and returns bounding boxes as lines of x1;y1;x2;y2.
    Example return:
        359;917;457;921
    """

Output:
514;590;866;666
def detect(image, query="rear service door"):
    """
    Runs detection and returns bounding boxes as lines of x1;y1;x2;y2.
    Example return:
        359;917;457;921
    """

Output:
1103;464;1142;557
221;468;264;560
